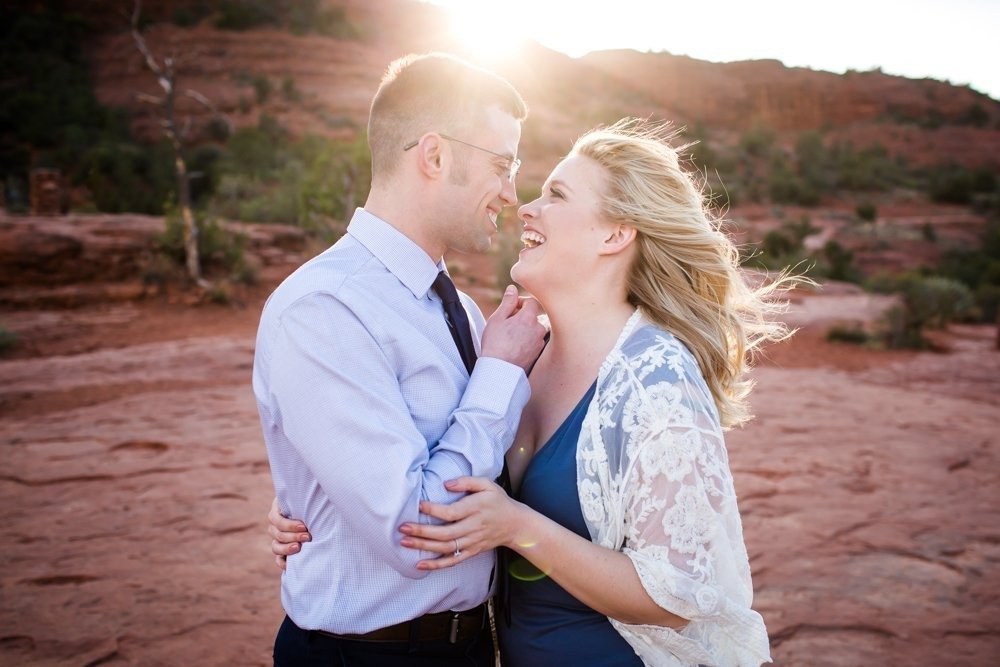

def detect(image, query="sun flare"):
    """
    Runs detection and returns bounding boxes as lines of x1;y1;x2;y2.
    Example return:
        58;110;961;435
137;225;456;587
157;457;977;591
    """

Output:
445;2;531;63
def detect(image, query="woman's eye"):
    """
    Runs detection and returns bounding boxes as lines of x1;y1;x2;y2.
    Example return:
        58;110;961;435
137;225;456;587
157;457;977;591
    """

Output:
550;188;564;199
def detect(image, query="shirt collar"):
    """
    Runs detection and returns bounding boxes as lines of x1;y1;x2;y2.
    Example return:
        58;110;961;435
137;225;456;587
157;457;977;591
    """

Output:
346;208;446;300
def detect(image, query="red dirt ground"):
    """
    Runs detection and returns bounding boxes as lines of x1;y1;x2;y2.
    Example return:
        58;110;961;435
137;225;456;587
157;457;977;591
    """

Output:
1;250;998;666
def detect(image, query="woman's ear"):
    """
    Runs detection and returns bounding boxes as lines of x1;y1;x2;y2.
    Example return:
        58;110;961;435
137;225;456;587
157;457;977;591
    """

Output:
599;224;637;255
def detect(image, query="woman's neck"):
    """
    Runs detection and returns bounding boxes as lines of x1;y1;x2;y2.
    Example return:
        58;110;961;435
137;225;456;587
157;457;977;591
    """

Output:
540;288;637;365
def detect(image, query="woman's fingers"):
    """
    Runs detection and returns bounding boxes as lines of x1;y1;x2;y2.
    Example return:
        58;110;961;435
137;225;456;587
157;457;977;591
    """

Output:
275;554;287;571
269;497;309;534
399;535;468;555
417;554;464;571
272;538;301;557
399;517;471;542
418;500;461;522
443;476;497;494
268;522;311;546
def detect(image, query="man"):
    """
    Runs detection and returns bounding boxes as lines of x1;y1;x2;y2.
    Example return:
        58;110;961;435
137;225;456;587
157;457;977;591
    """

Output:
253;53;546;666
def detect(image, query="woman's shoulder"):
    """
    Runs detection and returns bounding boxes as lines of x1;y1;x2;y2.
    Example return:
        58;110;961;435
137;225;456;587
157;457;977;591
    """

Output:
615;321;699;380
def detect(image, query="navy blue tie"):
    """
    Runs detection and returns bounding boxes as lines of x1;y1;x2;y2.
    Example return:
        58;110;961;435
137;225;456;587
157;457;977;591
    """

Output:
432;271;477;375
432;270;514;622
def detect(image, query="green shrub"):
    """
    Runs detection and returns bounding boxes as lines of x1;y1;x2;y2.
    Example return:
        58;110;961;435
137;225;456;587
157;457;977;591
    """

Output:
0;325;18;353
78;140;174;214
881;305;929;350
822;240;861;283
215;0;281;30
208;128;370;237
281;76;301;102
187;144;225;205
0;7;164;212
921;222;937;242
215;0;359;38
929;163;975;203
878;275;978;349
960;103;990;128
768;165;820;206
762;229;796;258
975;283;1000;323
826;323;871;345
156;208;249;281
172;3;211;27
141;251;186;287
856;202;877;222
204;116;231;142
222;115;288;180
832;142;898;191
740;124;775;158
208;282;234;305
253;75;272;104
784;216;818;243
937;219;1000;321
289;2;358;38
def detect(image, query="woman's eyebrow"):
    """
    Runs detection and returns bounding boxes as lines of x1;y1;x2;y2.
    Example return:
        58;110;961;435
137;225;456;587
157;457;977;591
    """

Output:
549;179;573;193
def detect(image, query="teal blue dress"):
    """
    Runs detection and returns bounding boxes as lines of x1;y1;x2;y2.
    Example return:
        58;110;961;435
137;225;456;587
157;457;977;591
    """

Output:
497;381;642;666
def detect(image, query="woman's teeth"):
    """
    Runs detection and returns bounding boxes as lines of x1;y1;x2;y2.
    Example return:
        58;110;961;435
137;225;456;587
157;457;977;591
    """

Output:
520;231;546;249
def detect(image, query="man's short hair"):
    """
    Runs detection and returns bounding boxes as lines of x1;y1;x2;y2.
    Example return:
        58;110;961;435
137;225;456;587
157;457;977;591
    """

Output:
368;53;528;181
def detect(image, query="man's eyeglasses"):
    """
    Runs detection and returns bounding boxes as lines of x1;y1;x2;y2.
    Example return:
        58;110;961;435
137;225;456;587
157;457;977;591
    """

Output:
404;133;521;182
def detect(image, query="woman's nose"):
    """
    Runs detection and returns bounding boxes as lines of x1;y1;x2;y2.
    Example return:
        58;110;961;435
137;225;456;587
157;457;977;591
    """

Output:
518;201;536;222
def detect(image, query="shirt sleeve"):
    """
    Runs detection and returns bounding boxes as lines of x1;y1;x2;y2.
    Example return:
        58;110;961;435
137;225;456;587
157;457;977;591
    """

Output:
267;292;529;577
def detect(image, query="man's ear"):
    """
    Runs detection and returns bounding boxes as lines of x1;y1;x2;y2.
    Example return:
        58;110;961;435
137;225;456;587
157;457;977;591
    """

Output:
599;224;637;255
414;134;445;179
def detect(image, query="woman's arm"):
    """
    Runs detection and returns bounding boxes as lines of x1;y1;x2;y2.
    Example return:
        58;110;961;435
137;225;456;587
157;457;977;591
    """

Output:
399;477;687;628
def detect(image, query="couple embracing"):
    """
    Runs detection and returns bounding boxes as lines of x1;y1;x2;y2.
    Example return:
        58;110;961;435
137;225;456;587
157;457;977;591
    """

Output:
254;52;787;667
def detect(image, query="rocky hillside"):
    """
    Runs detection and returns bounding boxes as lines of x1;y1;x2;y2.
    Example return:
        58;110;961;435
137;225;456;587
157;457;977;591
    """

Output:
75;0;999;181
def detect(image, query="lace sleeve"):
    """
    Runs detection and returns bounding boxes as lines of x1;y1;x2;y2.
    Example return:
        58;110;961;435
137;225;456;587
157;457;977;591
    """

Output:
578;325;771;666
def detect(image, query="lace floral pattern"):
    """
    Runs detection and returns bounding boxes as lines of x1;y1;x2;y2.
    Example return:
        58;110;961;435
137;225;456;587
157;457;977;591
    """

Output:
577;311;771;666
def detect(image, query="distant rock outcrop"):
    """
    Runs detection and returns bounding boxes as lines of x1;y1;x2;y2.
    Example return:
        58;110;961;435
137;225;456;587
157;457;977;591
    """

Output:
76;0;998;179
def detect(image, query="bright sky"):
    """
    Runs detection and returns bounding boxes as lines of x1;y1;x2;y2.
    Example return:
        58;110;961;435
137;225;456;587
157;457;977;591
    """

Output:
429;0;1000;100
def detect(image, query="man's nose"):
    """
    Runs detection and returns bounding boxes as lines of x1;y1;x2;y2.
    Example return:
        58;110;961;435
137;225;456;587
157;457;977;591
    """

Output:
499;177;518;207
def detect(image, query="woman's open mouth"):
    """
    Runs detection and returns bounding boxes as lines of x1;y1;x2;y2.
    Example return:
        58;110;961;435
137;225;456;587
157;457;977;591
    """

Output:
520;230;546;249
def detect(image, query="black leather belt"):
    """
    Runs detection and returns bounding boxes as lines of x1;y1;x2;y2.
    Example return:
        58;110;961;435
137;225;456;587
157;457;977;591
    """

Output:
315;603;487;644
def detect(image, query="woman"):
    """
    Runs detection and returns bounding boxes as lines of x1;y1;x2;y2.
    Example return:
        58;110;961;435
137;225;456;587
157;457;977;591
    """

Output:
270;119;791;666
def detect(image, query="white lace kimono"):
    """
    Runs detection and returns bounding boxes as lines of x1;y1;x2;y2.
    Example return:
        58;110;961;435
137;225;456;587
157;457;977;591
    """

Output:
576;311;772;666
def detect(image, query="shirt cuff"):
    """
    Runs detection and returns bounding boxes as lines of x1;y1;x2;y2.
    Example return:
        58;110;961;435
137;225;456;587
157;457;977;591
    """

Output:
461;357;531;438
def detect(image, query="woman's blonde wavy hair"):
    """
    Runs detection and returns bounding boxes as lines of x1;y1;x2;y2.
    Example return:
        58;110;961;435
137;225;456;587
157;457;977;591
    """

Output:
572;118;799;429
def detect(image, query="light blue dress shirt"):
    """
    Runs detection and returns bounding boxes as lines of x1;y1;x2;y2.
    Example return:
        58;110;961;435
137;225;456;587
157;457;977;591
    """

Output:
253;208;531;634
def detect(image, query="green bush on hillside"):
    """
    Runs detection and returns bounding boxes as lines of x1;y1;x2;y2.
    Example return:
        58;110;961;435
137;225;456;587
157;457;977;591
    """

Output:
880;275;976;348
0;8;186;215
216;0;359;38
205;116;370;238
0;325;18;353
155;207;253;284
215;0;281;30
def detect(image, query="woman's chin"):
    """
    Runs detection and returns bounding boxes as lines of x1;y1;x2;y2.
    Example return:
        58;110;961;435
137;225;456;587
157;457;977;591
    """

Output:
509;261;536;292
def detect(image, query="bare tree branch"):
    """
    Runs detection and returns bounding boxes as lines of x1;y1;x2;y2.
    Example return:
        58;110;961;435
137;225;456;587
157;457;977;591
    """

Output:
185;89;234;135
184;89;219;114
136;92;164;105
131;0;165;84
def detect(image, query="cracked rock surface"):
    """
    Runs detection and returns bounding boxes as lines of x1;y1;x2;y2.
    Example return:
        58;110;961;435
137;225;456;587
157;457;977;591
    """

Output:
1;281;998;666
